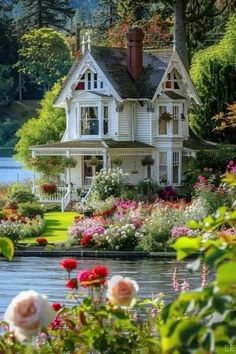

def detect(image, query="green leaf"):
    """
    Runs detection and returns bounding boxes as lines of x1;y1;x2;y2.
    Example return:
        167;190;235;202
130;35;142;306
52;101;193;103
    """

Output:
0;237;14;260
216;261;236;292
171;237;201;260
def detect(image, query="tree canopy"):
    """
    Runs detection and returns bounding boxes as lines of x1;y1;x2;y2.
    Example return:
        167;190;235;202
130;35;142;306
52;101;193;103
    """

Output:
14;0;75;31
190;14;236;142
14;81;66;168
16;28;72;91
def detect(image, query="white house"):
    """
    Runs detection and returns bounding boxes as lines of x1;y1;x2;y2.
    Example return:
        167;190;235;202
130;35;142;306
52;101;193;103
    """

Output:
30;27;202;209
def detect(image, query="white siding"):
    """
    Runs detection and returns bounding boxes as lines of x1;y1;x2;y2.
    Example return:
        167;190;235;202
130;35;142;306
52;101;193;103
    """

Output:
118;103;131;140
135;105;150;144
67;102;77;140
121;156;145;184
110;100;119;139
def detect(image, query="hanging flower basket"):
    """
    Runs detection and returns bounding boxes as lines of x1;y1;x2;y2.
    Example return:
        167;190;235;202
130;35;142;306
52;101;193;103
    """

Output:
86;157;99;166
111;157;123;166
63;157;77;168
141;156;155;166
160;112;173;121
40;182;57;195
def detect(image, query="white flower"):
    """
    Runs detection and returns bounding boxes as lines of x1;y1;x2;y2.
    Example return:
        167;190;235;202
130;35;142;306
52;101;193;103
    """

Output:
4;290;54;342
107;275;139;306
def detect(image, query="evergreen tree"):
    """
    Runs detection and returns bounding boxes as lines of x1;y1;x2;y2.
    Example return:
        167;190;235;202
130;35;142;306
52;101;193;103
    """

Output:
14;0;75;31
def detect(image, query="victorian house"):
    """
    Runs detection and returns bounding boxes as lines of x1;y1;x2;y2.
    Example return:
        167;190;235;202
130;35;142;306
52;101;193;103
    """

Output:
30;27;201;209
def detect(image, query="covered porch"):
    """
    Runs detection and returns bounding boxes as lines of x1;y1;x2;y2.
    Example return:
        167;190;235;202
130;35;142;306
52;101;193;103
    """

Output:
30;139;155;210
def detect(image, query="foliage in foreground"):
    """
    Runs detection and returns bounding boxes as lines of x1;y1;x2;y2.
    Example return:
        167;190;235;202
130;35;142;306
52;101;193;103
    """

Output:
1;174;236;352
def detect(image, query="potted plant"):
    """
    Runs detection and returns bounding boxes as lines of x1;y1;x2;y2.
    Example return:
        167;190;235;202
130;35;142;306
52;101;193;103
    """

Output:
160;111;173;121
111;156;122;167
40;182;57;195
141;156;155;166
86;157;99;167
63;157;77;168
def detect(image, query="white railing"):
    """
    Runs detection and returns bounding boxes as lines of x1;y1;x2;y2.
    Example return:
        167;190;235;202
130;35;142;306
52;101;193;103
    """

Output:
61;187;71;212
34;186;68;203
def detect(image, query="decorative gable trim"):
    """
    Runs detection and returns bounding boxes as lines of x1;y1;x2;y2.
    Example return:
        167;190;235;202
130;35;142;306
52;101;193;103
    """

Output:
54;51;123;107
152;51;201;105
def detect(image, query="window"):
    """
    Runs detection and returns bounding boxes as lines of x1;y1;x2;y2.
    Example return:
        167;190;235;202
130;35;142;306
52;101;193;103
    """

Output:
163;71;180;90
81;107;98;135
172;152;179;184
159;152;168;182
158;106;168;135
103;106;108;135
94;73;97;89
172;106;180;135
75;71;102;91
75;74;85;90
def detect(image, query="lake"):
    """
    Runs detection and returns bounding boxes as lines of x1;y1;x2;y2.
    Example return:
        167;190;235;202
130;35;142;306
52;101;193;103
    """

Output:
0;256;202;317
0;149;33;184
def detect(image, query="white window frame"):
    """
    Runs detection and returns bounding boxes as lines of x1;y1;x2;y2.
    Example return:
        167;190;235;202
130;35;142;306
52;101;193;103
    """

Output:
163;70;181;91
159;151;168;183
172;151;180;185
157;104;181;137
80;106;99;136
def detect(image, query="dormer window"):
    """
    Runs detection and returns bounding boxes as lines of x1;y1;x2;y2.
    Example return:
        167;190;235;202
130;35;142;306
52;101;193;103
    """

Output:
75;71;102;91
163;71;180;90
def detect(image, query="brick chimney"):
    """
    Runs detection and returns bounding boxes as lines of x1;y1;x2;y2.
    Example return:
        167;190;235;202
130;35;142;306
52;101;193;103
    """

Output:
126;27;144;80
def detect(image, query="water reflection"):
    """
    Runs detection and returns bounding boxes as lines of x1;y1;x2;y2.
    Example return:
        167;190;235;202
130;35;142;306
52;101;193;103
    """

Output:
0;257;201;317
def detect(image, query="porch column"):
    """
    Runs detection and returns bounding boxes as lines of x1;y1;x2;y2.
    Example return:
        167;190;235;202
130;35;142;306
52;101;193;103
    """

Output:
66;150;71;187
103;152;107;169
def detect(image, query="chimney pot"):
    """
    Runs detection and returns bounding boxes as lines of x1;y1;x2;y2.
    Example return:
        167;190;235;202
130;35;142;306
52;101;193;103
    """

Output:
126;27;144;80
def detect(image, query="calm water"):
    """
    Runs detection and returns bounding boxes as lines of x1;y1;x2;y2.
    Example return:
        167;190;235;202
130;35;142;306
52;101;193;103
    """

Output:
0;156;33;183
0;257;201;317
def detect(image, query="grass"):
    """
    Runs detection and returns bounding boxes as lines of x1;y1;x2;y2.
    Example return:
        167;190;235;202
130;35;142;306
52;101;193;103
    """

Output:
23;211;78;243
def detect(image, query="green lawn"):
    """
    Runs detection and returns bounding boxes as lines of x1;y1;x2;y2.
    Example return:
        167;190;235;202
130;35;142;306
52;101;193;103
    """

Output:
23;211;78;243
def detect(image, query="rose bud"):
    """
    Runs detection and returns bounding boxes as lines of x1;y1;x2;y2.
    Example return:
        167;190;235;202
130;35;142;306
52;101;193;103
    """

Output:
65;278;78;289
51;302;61;311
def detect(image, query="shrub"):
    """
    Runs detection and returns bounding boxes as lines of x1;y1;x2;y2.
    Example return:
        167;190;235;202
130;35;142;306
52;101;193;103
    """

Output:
22;217;45;238
90;168;128;201
136;178;159;196
10;190;36;204
0;219;24;243
18;202;44;218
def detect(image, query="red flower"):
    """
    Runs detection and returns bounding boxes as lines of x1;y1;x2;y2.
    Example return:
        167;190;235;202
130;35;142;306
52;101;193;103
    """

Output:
51;302;61;311
59;258;77;271
65;278;78;289
77;266;108;287
93;265;108;279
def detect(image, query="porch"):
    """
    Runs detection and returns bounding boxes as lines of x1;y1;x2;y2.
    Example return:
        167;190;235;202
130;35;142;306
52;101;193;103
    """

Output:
29;139;155;210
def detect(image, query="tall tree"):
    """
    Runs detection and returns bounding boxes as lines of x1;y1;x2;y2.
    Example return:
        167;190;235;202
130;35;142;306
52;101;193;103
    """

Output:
117;0;233;69
14;0;75;31
16;28;72;91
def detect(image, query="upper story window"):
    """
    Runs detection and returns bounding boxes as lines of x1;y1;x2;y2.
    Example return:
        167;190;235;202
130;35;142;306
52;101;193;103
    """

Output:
80;104;109;136
81;107;98;135
163;71;180;90
75;70;103;91
158;105;180;136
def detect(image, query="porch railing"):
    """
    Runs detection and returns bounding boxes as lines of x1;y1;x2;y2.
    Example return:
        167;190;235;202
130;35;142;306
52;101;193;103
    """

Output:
61;186;71;212
34;186;68;203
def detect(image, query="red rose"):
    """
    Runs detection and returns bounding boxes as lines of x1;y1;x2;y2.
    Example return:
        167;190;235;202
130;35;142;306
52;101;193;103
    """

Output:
77;269;94;287
65;278;78;289
51;302;61;311
92;265;108;279
59;258;77;271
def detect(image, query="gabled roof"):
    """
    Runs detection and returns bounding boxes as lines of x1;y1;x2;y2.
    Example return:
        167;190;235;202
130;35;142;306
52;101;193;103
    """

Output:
54;47;172;103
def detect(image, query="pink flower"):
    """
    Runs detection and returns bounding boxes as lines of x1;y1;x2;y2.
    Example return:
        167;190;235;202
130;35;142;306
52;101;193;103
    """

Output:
107;275;139;306
180;279;189;292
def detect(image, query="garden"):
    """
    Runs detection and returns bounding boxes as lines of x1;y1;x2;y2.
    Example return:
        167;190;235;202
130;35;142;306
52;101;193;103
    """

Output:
0;169;236;353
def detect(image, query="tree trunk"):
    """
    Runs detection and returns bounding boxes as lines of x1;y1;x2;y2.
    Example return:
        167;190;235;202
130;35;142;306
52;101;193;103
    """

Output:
37;0;42;28
174;0;189;70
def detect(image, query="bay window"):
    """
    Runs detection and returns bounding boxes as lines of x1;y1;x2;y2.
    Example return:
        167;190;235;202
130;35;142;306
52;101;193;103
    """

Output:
158;104;181;136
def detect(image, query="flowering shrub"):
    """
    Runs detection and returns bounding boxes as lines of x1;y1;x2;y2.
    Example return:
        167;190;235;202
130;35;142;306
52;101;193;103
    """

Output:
68;216;105;242
170;225;193;239
0;215;45;242
92;196;116;217
40;182;57;195
35;237;48;246
90;168;128;200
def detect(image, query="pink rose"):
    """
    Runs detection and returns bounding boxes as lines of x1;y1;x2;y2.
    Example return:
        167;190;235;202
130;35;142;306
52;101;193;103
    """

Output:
107;275;139;306
4;290;54;342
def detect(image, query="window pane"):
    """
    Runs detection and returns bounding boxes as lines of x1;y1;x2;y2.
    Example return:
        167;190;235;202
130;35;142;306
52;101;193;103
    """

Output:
159;106;168;135
172;106;179;135
172;152;179;184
